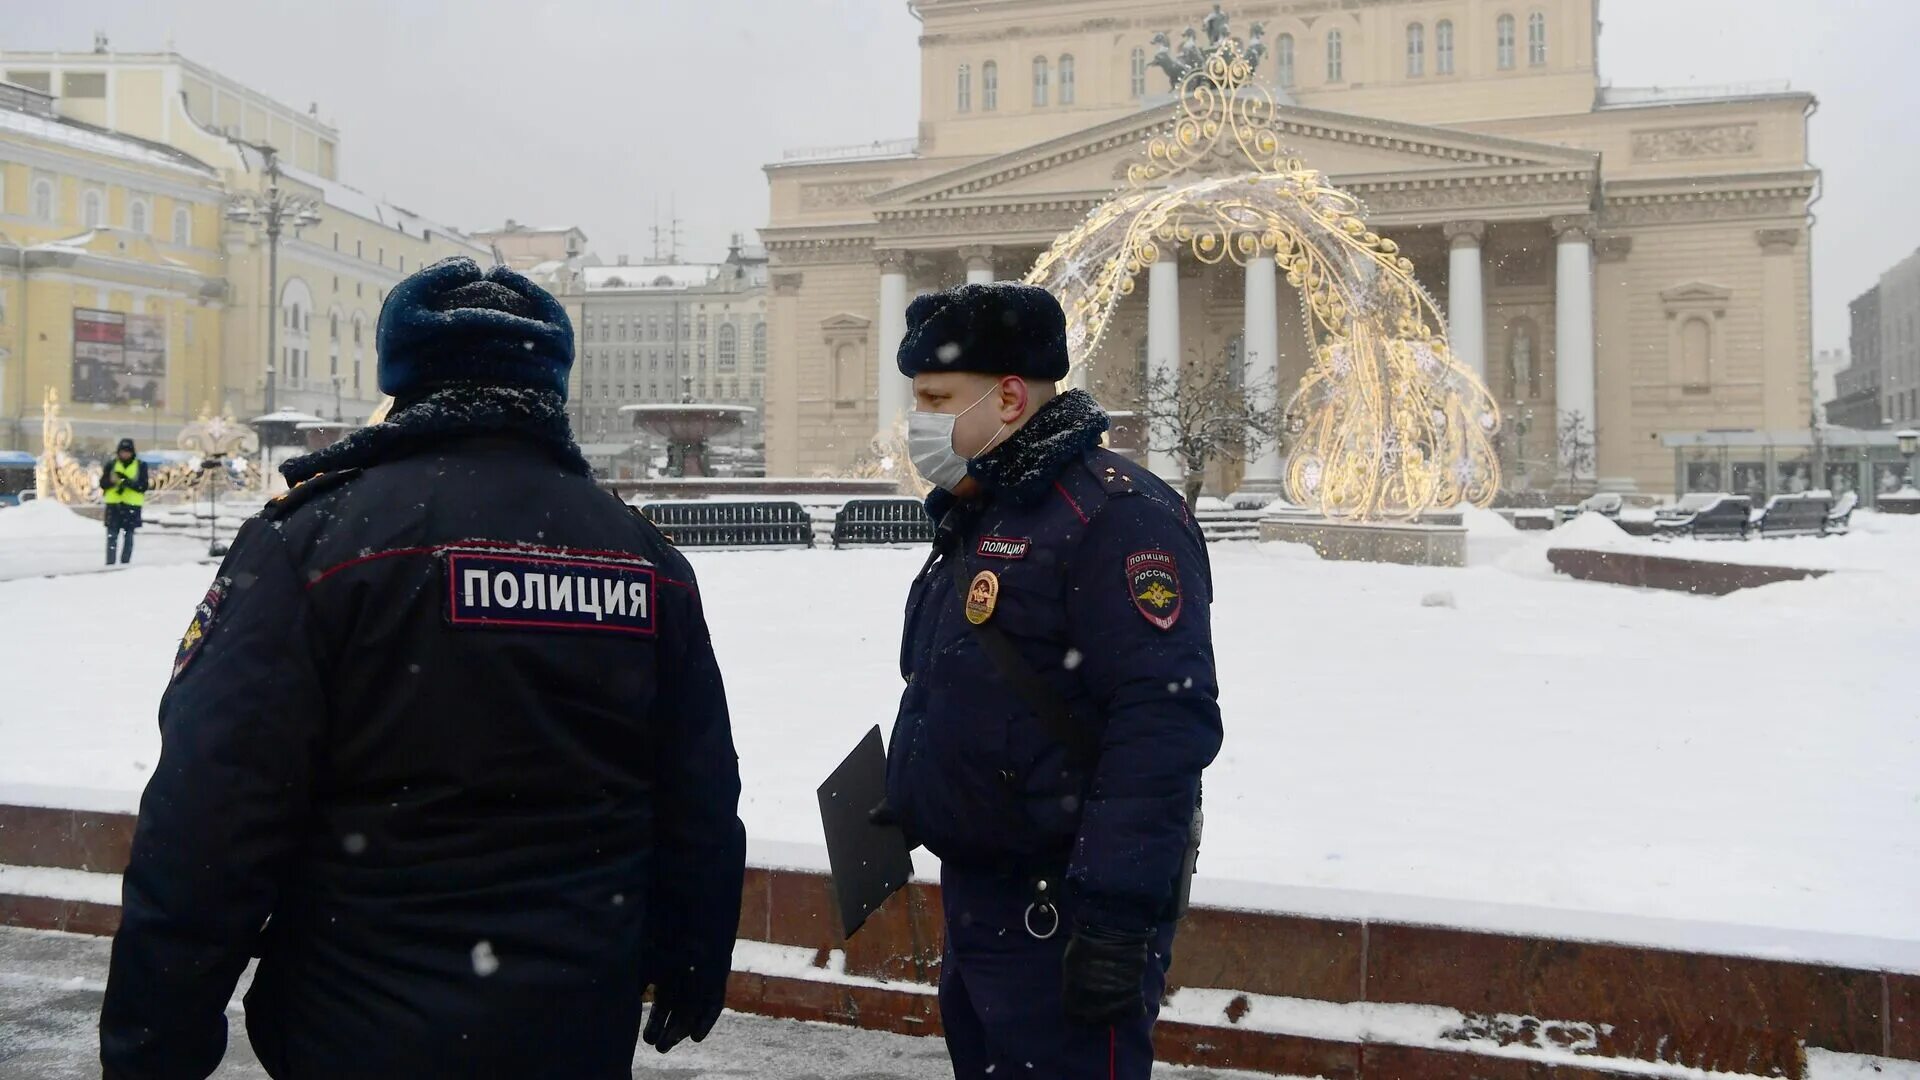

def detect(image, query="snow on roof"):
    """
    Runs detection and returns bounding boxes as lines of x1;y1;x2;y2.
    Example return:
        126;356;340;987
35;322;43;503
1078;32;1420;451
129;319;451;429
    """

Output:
0;105;216;178
1599;82;1800;109
584;264;721;291
277;162;486;252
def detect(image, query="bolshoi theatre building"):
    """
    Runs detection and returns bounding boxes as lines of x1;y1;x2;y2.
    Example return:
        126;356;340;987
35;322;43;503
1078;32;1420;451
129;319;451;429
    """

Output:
759;0;1817;498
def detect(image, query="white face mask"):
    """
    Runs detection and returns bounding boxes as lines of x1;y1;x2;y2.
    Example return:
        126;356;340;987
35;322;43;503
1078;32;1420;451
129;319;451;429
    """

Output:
908;383;1011;492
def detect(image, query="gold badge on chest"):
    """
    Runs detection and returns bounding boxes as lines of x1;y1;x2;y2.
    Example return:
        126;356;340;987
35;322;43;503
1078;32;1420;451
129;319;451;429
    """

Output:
964;569;1000;625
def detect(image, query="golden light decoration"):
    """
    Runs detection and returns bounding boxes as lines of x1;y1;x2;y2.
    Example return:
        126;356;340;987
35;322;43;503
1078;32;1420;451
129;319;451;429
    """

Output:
35;389;100;504
1024;43;1500;520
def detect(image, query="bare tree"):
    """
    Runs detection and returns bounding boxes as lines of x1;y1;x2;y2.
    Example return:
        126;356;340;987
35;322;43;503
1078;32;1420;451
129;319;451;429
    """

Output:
1141;361;1283;506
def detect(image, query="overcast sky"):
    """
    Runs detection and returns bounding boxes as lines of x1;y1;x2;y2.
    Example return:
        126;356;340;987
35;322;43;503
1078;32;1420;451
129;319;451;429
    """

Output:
8;1;1916;350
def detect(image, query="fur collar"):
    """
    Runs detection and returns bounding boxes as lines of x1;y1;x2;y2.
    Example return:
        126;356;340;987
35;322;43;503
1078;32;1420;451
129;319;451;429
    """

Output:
281;384;591;484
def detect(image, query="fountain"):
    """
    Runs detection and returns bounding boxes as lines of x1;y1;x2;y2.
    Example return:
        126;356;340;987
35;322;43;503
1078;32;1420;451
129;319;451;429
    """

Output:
620;383;754;478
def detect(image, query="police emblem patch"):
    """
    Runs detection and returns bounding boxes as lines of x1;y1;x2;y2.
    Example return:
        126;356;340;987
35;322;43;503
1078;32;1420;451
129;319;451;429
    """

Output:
1125;551;1182;630
171;576;231;682
964;570;1000;625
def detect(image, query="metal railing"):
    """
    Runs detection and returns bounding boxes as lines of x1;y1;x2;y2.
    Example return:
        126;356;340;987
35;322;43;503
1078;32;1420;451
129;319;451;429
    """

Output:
832;498;934;548
639;501;814;549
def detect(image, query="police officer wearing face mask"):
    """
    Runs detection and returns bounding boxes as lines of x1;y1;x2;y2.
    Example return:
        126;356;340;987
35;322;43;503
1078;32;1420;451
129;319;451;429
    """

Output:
883;282;1222;1079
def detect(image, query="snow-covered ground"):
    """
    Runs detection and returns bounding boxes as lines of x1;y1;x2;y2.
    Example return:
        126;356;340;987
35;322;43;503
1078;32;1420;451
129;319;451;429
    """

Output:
2;501;1916;971
0;501;216;582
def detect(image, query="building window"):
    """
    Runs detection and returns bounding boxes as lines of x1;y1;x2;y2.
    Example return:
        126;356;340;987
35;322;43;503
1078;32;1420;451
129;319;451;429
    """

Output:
718;323;738;372
62;72;107;98
398;256;406;273
128;197;149;234
1436;20;1455;75
31;178;54;222
172;207;191;245
983;61;998;110
1497;15;1516;70
752;322;767;369
1130;47;1147;97
957;64;971;112
356;240;363;258
1680;317;1712;390
82;190;103;228
1059;55;1075;104
1326;30;1343;83
1032;56;1049;106
1528;11;1547;66
1276;34;1296;87
1407;23;1425;77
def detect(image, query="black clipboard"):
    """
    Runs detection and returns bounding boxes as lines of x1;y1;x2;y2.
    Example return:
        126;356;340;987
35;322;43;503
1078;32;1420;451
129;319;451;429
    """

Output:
817;725;914;939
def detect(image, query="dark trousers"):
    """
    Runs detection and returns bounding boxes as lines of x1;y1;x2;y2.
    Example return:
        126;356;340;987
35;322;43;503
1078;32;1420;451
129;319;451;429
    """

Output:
938;866;1175;1080
105;505;140;564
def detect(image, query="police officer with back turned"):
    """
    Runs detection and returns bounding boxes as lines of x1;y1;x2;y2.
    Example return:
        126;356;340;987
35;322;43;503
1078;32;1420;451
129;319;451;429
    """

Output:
100;256;747;1079
884;281;1223;1078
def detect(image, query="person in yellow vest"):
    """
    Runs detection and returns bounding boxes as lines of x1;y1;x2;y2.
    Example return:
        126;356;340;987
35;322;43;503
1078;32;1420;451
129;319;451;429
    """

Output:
100;438;148;565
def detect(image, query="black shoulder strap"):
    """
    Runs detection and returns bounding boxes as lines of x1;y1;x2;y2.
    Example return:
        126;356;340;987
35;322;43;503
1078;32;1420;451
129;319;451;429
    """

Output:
946;552;1096;767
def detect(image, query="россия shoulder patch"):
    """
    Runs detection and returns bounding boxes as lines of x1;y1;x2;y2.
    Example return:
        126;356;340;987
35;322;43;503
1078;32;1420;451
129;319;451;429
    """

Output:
1125;550;1182;630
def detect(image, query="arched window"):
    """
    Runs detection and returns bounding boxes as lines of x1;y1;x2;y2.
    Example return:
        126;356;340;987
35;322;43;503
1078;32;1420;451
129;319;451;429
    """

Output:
982;61;999;110
172;207;191;245
280;278;314;387
1497;15;1516;70
82;189;103;228
1528;11;1547;65
128;197;149;235
1032;55;1049;106
752;322;767;369
1276;34;1295;87
1436;20;1456;75
31;179;53;222
1680;317;1712;389
1130;47;1147;97
717;323;738;372
956;64;971;112
1407;23;1425;77
1058;54;1076;104
1326;30;1343;83
328;309;342;378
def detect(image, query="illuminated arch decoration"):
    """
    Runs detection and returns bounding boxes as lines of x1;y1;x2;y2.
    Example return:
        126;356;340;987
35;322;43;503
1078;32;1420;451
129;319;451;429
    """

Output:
1024;42;1500;520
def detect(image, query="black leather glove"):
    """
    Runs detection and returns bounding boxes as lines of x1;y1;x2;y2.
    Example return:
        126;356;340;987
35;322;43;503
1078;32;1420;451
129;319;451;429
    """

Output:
642;957;727;1054
1061;922;1153;1027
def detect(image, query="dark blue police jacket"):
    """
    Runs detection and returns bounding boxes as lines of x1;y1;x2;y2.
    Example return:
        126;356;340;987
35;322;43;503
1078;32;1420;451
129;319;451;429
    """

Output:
100;388;745;1080
886;389;1223;933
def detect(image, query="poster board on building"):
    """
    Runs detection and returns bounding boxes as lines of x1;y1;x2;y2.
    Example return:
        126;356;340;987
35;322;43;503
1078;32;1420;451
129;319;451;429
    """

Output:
72;308;167;408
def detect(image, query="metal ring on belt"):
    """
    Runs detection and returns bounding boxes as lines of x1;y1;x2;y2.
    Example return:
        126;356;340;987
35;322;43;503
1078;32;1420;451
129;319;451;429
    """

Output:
1024;901;1060;941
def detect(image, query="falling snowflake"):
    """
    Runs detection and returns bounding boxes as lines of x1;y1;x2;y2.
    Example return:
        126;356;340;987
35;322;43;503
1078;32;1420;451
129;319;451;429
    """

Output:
471;941;500;977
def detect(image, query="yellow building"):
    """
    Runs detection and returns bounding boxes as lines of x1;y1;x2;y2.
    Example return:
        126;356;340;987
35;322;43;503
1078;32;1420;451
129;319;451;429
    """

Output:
761;0;1818;497
0;81;227;452
0;44;489;447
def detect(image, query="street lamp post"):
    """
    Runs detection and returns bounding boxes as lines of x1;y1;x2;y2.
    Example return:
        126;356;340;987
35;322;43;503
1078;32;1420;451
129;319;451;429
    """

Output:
1898;429;1920;490
225;145;321;417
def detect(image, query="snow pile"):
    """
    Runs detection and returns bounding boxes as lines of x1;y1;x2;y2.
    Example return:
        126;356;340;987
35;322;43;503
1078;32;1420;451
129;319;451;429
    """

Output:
1549;511;1631;549
1456;505;1516;536
0;499;99;540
